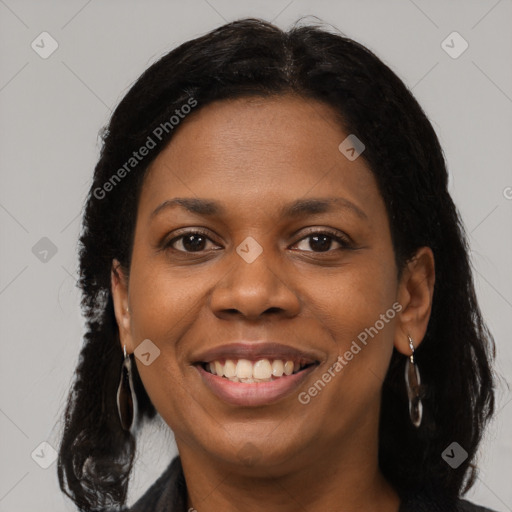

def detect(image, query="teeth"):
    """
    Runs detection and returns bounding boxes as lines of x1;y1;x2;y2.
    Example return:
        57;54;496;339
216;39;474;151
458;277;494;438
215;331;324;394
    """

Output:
272;360;284;377
284;361;294;375
224;359;236;378
253;359;272;380
214;361;224;377
205;358;309;381
235;359;253;379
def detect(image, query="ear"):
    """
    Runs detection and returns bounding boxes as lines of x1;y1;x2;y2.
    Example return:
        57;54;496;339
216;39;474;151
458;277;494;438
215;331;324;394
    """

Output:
111;258;134;353
394;246;435;355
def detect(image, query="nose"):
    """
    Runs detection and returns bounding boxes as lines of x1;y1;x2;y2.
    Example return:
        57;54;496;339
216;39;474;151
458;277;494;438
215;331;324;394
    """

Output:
209;244;301;322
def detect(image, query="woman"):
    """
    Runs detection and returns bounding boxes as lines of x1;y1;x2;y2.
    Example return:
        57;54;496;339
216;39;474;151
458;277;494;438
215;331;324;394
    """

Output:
57;18;497;512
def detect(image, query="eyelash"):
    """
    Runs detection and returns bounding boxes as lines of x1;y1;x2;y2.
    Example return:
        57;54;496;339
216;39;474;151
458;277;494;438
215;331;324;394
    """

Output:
162;228;353;254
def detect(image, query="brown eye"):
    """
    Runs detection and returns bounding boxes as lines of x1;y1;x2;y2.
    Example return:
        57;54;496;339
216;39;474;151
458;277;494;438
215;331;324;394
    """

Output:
165;230;219;253
292;230;352;253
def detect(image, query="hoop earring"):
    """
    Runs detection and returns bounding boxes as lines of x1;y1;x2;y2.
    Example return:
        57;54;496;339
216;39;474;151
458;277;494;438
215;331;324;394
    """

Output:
405;335;423;428
117;345;135;432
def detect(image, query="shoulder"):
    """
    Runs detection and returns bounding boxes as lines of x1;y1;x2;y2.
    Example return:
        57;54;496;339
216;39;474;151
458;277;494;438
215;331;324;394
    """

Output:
122;456;187;512
457;499;498;512
400;491;499;512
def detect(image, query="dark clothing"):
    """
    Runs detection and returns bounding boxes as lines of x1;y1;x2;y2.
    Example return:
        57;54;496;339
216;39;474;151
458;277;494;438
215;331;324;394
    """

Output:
124;456;496;512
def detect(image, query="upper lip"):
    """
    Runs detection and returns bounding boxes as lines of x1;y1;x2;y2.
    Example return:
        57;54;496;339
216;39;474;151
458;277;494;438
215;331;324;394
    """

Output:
192;342;323;365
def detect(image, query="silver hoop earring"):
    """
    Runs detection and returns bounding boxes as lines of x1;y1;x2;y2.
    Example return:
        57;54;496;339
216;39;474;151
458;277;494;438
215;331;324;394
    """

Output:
405;335;423;428
116;345;136;432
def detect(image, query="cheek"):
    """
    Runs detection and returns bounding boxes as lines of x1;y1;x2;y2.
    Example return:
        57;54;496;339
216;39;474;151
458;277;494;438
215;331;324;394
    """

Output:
293;263;398;442
127;267;202;436
312;256;398;376
133;353;210;450
128;253;203;344
125;251;205;415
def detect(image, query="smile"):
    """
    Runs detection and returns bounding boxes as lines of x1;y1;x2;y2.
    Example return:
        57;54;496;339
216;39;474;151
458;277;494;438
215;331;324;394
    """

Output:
192;342;323;406
195;358;320;407
202;358;315;383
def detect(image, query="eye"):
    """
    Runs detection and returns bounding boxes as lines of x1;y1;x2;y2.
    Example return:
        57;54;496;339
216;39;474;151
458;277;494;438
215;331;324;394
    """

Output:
291;229;352;253
162;228;353;254
164;230;220;253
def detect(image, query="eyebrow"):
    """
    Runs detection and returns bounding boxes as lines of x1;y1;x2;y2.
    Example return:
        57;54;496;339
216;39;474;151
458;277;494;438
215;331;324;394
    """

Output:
150;197;368;220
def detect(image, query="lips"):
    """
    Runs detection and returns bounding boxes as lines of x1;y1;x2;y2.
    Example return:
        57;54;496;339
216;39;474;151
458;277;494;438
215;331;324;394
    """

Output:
192;342;322;406
192;341;322;366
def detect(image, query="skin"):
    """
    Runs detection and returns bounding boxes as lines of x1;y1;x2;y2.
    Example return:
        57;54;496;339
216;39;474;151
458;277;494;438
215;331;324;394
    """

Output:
111;94;435;512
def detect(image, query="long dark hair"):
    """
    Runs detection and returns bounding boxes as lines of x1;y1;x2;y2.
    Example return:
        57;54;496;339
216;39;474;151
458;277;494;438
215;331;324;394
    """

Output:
57;18;496;511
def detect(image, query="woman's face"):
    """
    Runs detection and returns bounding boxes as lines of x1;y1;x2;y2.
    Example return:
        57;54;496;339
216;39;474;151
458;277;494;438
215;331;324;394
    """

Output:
112;94;429;474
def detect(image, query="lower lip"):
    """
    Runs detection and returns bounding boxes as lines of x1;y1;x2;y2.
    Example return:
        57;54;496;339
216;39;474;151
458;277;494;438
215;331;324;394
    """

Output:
196;364;318;407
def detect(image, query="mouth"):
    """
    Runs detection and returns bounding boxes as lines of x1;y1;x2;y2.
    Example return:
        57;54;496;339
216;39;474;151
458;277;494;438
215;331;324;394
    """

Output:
191;342;322;406
199;358;318;383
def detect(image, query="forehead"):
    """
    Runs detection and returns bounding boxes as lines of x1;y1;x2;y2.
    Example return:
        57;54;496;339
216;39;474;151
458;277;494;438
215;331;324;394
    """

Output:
138;94;382;222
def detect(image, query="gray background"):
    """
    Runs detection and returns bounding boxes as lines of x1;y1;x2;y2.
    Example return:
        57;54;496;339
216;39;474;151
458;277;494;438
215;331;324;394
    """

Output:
1;0;511;511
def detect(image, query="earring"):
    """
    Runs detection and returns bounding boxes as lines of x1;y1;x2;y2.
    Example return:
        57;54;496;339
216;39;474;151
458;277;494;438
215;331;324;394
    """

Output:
116;345;135;432
405;335;423;428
